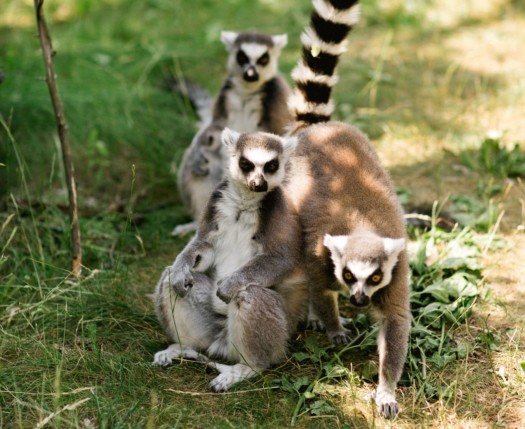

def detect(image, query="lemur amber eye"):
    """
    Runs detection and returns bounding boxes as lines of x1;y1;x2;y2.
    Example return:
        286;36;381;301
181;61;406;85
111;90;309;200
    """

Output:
236;50;249;66
368;270;383;285
264;159;279;174
342;268;355;283
206;135;214;146
257;52;270;66
239;157;254;173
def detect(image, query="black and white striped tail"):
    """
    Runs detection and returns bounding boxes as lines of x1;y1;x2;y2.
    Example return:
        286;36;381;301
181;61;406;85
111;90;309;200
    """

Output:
289;0;360;124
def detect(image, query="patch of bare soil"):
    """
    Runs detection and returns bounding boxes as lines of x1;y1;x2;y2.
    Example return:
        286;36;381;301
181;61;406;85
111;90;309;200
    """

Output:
483;233;525;326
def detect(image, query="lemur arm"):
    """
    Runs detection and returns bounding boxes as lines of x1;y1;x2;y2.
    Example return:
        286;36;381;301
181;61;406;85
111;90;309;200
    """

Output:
216;194;302;303
160;235;215;297
216;251;297;304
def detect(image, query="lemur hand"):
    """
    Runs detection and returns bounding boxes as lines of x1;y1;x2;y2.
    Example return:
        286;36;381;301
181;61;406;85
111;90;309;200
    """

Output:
160;262;194;298
216;274;245;304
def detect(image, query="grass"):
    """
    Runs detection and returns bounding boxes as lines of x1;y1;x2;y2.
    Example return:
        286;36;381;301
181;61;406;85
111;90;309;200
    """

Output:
1;0;525;427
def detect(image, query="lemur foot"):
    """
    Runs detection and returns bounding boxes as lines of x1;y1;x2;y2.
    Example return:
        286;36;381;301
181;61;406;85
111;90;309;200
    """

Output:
153;349;174;367
208;363;257;392
307;316;352;331
171;222;198;237
328;328;352;345
339;316;353;327
153;343;209;367
375;387;399;418
306;317;324;331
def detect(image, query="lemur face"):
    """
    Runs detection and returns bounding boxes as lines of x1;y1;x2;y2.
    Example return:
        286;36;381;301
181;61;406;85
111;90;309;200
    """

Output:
221;32;287;84
190;124;224;177
323;233;405;307
237;146;280;192
221;128;297;193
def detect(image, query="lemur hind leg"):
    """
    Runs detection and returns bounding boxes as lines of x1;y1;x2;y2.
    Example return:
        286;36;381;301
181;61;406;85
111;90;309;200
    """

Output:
154;271;223;367
208;286;290;392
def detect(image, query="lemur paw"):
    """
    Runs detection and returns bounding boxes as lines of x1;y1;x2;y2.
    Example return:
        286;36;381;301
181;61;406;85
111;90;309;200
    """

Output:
375;388;399;418
208;364;256;392
307;318;324;331
328;329;352;345
160;265;193;297
209;372;234;392
171;222;197;237
216;276;243;304
153;349;173;367
339;316;353;327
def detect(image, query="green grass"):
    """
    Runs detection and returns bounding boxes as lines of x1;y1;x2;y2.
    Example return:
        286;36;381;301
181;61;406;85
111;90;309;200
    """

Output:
2;0;525;427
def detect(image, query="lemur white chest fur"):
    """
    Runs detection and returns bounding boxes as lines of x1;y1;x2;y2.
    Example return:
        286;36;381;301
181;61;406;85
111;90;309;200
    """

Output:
211;189;262;281
225;89;264;133
208;188;262;316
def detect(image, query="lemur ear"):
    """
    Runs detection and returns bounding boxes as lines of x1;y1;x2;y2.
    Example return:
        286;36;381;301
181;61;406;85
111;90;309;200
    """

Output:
220;31;238;49
221;127;241;151
282;136;298;161
323;234;348;259
272;34;288;49
383;237;405;256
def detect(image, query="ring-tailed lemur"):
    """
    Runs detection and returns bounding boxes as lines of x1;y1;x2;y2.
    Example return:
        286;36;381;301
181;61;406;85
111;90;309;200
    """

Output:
154;128;307;391
287;0;409;417
172;31;292;236
210;0;408;418
215;31;292;134
173;123;224;236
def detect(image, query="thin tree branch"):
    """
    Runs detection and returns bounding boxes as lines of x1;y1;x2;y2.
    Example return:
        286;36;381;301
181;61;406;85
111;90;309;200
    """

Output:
34;0;82;277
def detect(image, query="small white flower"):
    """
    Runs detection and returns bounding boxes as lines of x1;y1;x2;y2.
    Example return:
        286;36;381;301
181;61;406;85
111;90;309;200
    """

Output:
486;129;502;140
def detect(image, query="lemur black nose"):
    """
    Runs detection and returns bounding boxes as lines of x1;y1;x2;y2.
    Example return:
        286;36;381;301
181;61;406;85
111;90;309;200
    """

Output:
350;293;370;307
243;67;259;82
249;180;268;192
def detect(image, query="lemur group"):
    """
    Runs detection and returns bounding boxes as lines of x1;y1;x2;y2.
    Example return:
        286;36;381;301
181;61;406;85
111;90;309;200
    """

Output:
153;0;410;419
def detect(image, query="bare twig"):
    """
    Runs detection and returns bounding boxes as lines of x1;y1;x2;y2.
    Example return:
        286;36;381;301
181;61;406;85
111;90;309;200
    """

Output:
34;0;82;277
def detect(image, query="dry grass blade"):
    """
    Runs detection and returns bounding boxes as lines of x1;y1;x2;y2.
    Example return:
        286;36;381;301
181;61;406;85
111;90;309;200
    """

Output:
34;397;91;429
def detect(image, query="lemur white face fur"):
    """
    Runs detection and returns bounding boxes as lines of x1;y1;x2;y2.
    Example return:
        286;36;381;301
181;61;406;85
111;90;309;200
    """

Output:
221;31;287;85
222;128;297;193
324;232;405;308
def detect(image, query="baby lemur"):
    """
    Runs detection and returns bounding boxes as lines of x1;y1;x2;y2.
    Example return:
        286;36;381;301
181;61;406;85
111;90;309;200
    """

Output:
204;0;408;418
154;128;307;390
173;123;224;236
172;31;292;236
